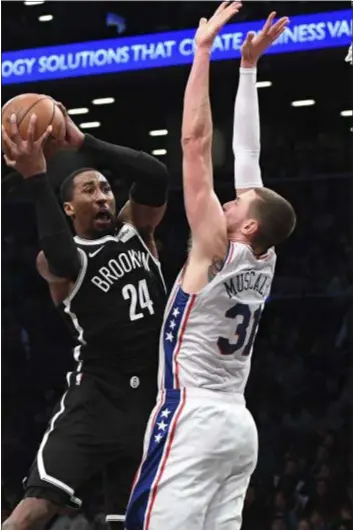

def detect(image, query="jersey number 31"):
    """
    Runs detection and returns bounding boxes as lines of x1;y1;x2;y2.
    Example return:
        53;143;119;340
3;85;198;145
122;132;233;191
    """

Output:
122;279;155;321
217;303;263;357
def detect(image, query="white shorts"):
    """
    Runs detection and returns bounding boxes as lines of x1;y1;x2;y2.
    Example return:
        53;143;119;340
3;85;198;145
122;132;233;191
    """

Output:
125;387;258;530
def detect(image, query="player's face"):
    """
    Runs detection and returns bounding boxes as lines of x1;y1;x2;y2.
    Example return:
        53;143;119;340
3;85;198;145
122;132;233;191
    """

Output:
64;171;116;237
222;190;259;239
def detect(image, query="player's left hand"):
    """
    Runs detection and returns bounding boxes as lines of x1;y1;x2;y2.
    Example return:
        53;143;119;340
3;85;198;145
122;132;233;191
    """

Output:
241;12;289;67
195;1;242;51
2;113;51;178
54;101;85;150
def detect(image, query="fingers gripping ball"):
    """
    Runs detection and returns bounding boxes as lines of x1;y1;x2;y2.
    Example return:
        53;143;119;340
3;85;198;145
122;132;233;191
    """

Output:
1;94;66;157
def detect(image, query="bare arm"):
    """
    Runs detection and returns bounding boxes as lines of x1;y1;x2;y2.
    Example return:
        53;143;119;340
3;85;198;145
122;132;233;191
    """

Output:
117;199;165;259
36;251;72;305
181;46;227;260
182;2;242;262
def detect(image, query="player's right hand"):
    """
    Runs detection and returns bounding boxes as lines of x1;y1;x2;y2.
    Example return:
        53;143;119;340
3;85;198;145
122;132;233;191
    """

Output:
2;113;51;178
195;1;242;51
54;101;85;150
241;12;289;68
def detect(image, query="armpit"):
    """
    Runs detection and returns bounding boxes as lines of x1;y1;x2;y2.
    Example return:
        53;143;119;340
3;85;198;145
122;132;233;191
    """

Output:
207;256;224;282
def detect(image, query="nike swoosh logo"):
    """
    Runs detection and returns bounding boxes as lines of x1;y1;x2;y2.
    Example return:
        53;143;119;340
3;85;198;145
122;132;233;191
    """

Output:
88;246;104;258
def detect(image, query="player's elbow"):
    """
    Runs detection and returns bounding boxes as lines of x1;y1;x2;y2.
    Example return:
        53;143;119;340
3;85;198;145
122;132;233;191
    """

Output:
36;251;49;276
36;251;59;282
36;250;79;283
181;133;212;154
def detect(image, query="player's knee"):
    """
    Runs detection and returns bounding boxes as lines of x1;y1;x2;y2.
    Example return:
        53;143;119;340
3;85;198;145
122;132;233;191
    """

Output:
2;498;58;530
2;517;28;530
2;519;19;530
106;523;125;530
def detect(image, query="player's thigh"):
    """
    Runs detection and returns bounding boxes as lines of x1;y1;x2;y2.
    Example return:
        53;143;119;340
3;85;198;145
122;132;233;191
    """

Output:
103;455;141;530
203;405;258;530
25;375;115;509
126;391;225;530
204;472;252;530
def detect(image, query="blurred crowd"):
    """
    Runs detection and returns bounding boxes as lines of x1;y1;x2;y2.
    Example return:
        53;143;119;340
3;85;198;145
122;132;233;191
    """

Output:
2;113;351;530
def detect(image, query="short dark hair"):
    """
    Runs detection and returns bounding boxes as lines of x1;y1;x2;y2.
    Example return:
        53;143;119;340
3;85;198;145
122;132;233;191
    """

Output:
250;187;296;249
60;167;97;203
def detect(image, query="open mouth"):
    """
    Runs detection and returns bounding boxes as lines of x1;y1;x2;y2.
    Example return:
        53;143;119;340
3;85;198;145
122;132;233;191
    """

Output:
94;210;113;223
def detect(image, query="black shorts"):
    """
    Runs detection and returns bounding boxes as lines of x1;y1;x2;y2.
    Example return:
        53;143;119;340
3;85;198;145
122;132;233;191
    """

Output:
23;370;157;520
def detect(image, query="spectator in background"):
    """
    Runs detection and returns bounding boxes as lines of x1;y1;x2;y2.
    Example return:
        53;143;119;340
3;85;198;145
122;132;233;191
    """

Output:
306;480;334;521
271;517;289;530
242;484;264;530
308;510;327;530
277;460;300;496
297;520;313;530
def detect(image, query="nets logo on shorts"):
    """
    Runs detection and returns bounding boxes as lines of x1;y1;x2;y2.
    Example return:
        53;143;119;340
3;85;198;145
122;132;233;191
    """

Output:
130;376;140;389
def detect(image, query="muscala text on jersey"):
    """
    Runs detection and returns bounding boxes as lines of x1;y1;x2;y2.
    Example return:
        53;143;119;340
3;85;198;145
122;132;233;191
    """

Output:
91;248;151;293
223;269;270;299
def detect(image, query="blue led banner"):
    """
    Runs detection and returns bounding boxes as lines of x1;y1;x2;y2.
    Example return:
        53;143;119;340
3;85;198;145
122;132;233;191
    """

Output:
2;10;351;85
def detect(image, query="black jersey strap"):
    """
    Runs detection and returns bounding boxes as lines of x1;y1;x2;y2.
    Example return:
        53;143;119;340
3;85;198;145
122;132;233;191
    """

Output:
24;173;81;280
81;134;169;207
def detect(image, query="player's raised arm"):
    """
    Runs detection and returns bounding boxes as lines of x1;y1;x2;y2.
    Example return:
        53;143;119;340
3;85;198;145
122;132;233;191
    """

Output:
182;2;242;259
81;135;169;236
2;114;81;286
233;12;289;195
55;102;169;255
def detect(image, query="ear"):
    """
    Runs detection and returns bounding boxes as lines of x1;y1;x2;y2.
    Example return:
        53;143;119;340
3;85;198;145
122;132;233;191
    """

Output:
63;201;75;218
242;218;258;237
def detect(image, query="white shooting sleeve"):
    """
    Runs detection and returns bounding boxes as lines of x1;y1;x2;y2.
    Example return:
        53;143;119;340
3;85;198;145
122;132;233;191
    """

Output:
232;67;263;189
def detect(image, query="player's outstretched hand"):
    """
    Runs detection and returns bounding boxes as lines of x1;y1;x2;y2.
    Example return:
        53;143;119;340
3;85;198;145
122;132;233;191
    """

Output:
241;12;289;67
195;1;242;51
2;113;51;178
54;101;85;150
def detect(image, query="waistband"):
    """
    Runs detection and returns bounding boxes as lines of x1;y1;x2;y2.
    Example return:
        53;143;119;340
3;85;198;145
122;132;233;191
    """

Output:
158;387;245;405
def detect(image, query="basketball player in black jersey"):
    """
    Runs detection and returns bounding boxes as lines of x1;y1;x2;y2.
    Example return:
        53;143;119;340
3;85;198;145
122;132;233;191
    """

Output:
2;109;169;530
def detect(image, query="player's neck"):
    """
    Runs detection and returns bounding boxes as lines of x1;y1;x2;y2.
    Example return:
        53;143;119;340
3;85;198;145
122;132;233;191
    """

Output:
228;230;248;246
74;225;114;240
229;233;265;257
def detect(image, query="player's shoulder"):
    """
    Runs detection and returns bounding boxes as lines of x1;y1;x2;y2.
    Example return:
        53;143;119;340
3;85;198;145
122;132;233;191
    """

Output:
118;222;162;267
230;242;276;265
116;222;139;242
72;224;137;250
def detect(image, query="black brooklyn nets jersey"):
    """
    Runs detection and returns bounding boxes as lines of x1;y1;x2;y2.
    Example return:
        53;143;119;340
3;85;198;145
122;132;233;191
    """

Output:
60;223;167;376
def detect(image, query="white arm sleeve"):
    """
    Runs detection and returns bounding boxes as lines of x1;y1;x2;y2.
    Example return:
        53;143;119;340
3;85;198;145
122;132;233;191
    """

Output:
233;67;263;189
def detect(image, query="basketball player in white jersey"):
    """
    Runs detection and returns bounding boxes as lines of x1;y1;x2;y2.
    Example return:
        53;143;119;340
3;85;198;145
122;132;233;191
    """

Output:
125;4;296;530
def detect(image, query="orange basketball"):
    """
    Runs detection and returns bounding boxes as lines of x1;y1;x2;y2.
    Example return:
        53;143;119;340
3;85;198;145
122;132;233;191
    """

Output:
1;93;66;157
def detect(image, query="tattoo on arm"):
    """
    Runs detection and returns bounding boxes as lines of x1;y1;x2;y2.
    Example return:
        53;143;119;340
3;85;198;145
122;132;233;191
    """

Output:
208;256;223;282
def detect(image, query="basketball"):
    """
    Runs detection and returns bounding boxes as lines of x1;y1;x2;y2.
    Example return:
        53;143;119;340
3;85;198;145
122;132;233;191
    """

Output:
1;93;66;156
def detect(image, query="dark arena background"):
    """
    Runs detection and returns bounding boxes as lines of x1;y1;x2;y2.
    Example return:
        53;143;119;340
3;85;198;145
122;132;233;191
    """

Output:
1;2;352;530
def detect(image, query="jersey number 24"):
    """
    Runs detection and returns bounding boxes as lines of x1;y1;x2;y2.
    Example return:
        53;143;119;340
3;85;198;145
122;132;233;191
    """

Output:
217;303;263;357
122;279;155;321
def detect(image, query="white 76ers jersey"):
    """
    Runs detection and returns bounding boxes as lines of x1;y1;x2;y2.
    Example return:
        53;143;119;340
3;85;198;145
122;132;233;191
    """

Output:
158;242;276;393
